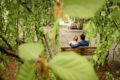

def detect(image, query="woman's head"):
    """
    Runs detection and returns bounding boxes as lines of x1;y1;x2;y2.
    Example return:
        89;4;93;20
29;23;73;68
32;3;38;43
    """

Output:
73;35;78;41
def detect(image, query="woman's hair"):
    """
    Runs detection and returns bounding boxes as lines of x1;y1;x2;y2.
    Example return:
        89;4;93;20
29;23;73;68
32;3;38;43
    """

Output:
73;35;78;41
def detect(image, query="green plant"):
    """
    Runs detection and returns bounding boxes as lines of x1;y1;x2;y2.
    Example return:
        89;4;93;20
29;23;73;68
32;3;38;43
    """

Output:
16;42;98;80
83;0;120;66
106;72;120;80
2;0;120;80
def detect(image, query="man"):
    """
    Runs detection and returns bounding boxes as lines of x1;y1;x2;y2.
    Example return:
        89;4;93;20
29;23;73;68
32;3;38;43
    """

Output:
69;34;89;48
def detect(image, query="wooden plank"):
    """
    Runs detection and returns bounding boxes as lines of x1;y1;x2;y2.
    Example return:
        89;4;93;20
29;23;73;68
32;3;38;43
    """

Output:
61;46;96;55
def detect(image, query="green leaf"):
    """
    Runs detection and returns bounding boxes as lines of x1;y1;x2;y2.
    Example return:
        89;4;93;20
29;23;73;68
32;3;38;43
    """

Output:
91;55;99;64
110;11;120;20
63;0;105;18
83;21;97;43
18;42;44;61
16;61;35;80
49;21;59;39
49;52;98;80
84;21;96;34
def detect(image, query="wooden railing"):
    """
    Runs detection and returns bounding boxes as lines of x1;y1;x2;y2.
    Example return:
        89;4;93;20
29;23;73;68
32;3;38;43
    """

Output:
61;46;96;55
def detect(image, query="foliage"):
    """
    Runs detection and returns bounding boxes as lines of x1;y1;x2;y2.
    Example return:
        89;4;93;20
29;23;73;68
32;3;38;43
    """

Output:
63;0;105;18
0;0;54;79
0;52;9;77
18;42;44;61
83;21;97;44
16;61;36;80
49;52;98;80
48;21;60;55
18;44;98;80
83;0;120;66
106;72;120;80
0;0;54;49
2;0;120;80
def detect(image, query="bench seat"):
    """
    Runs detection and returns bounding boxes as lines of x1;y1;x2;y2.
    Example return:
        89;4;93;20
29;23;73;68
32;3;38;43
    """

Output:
61;46;96;55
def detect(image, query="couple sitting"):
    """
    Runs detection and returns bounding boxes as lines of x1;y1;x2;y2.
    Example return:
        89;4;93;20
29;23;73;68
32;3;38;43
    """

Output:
69;34;89;48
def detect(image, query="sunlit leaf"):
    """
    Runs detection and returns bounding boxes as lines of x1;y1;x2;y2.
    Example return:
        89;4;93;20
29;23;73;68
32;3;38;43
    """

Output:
63;0;105;18
18;42;44;61
49;52;98;80
16;61;35;80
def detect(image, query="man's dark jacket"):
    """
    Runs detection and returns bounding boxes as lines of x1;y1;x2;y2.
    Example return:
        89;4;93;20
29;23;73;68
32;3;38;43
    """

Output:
70;40;89;48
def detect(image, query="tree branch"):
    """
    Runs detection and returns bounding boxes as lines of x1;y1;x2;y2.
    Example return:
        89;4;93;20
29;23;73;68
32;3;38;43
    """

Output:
43;34;53;59
0;45;23;63
0;35;13;50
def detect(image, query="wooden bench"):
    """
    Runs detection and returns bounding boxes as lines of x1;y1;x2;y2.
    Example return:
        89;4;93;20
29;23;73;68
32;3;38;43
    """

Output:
61;46;96;55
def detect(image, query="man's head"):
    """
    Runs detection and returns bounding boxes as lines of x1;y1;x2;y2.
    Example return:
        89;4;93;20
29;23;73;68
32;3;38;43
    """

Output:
80;34;85;40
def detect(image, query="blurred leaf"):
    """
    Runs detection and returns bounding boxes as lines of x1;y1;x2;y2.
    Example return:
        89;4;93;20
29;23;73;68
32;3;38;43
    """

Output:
49;21;59;39
18;42;44;61
63;0;105;18
16;61;35;80
49;52;98;80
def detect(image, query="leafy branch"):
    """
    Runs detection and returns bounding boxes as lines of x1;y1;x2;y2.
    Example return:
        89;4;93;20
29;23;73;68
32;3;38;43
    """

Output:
0;45;23;63
0;34;13;50
105;0;119;29
17;0;33;13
